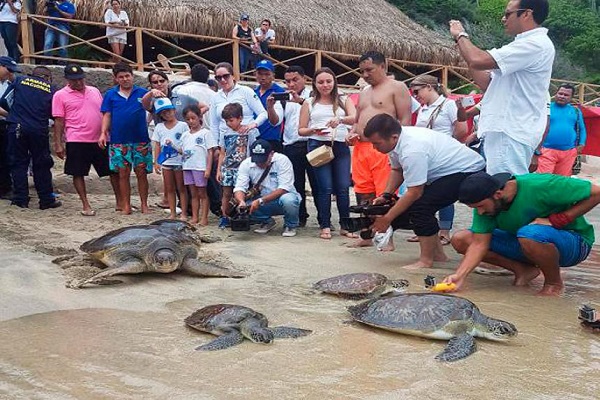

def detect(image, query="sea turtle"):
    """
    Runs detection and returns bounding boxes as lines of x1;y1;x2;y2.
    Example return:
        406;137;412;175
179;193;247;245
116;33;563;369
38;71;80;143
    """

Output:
72;220;245;288
348;293;517;362
185;304;312;351
313;272;409;299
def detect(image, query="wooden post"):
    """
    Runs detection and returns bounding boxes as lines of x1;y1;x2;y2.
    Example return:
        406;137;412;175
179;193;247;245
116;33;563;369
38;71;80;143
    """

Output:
135;28;144;71
232;40;240;80
20;13;35;64
579;84;585;105
441;66;448;88
315;50;322;74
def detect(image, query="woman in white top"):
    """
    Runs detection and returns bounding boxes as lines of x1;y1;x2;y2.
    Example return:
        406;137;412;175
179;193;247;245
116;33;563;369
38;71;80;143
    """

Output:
104;0;129;63
299;67;356;240
410;74;468;245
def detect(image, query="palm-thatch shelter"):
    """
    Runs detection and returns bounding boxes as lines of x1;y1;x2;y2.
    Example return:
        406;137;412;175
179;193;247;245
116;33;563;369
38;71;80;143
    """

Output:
71;0;460;66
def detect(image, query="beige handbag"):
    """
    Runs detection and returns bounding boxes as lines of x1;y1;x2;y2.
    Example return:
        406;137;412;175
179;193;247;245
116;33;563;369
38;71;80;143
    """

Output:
306;132;335;167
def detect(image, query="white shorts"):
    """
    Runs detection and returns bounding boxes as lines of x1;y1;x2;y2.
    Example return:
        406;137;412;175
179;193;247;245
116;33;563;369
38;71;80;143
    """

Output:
108;37;127;44
483;131;534;175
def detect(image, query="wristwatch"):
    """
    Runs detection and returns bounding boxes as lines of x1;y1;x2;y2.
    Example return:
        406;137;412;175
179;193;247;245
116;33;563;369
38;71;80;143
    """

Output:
454;32;470;43
258;198;264;206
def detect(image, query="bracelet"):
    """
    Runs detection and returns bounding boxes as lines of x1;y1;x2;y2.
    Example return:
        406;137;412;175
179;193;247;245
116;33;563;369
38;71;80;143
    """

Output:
548;212;574;229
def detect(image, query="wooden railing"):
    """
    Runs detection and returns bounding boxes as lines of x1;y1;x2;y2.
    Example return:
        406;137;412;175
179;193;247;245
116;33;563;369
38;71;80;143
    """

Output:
18;13;600;105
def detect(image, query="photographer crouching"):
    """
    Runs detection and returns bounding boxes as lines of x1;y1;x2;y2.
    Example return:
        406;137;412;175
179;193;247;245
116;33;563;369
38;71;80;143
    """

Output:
232;139;301;237
43;0;76;60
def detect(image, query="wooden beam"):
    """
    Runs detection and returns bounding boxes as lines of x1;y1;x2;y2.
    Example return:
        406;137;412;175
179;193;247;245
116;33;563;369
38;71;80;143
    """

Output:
135;28;144;71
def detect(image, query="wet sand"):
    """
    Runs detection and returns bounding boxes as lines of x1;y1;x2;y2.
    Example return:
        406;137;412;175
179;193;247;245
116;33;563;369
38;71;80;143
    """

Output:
1;166;599;399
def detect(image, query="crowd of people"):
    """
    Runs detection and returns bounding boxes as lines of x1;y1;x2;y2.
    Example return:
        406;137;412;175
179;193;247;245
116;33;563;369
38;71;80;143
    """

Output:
0;0;598;299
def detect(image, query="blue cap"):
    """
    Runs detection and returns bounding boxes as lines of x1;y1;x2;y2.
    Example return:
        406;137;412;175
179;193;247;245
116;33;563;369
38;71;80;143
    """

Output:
157;144;179;165
0;56;20;73
255;59;274;72
240;13;249;20
154;97;175;114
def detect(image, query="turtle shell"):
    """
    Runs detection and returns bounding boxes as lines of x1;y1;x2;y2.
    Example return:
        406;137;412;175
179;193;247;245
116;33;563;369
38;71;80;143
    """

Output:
314;273;389;296
185;304;268;335
348;293;480;337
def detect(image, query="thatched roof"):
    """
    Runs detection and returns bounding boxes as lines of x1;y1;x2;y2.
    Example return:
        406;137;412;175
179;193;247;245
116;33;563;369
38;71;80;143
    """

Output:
72;0;461;65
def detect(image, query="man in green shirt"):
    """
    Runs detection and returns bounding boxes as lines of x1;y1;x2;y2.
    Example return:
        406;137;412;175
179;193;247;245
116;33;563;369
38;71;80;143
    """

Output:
444;172;600;296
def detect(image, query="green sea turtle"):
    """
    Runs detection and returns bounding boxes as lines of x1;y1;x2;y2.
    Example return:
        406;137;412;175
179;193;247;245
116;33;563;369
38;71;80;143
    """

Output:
185;304;312;351
72;220;245;288
348;293;517;362
313;273;409;299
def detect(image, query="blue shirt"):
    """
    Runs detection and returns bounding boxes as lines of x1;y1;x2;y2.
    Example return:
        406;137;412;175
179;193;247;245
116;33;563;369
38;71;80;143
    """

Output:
48;1;76;32
1;76;55;131
101;85;149;144
254;83;285;142
543;102;587;150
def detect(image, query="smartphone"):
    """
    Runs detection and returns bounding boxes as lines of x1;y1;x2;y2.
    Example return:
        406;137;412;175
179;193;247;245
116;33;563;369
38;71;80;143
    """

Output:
272;92;290;101
460;96;476;108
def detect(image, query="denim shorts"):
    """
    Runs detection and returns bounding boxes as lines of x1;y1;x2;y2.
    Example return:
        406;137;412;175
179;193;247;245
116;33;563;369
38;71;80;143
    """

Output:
489;225;591;267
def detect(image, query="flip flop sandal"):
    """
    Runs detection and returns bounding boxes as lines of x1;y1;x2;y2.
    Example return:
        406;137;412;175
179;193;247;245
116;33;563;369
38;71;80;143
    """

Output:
406;235;419;242
320;229;332;240
80;210;96;217
439;235;451;246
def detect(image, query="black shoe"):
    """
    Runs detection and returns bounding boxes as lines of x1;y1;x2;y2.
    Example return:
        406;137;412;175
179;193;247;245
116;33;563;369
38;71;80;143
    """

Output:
11;201;28;208
40;200;62;210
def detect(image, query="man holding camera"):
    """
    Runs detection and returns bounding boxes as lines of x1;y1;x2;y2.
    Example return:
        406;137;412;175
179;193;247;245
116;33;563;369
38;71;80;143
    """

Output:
44;0;76;60
233;139;300;237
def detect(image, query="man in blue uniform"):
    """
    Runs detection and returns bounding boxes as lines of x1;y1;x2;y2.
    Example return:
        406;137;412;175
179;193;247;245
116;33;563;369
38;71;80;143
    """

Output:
0;66;61;209
43;0;75;59
253;60;285;152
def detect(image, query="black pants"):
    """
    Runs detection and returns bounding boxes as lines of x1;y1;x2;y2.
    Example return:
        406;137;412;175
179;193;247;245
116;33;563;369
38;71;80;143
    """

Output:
266;139;283;154
283;141;318;223
0;121;11;195
391;172;480;237
206;157;222;217
7;124;55;207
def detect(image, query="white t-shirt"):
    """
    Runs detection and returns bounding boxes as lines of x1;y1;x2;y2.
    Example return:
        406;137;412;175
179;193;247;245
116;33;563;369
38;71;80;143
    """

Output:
104;9;129;41
0;0;21;24
282;87;312;146
306;99;349;142
388;126;485;187
209;84;268;144
234;153;297;196
254;28;275;42
181;128;217;171
151;121;188;166
415;95;458;137
171;81;215;127
480;27;555;148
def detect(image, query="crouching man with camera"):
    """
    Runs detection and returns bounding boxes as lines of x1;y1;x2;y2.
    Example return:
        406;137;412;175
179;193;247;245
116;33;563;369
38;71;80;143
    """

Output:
233;139;301;237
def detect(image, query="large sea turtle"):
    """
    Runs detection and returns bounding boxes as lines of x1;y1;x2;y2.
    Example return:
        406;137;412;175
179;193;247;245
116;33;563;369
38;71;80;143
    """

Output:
348;293;517;362
185;304;312;351
72;220;245;288
314;272;409;299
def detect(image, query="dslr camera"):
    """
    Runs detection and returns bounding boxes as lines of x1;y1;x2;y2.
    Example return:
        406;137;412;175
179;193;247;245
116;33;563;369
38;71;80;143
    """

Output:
340;202;392;240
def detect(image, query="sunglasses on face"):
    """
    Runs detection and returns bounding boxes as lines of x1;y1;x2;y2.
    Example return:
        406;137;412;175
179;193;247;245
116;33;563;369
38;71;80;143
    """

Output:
151;78;166;84
411;85;426;96
215;73;231;81
503;8;529;19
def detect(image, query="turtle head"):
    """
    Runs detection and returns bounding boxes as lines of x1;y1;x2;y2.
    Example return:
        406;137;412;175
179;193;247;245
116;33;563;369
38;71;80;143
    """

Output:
246;328;275;344
482;318;518;341
151;248;179;273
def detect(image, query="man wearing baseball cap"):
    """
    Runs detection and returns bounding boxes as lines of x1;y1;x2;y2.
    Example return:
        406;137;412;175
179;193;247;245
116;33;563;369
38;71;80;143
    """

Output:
52;64;119;216
233;139;300;236
444;171;600;296
254;59;285;152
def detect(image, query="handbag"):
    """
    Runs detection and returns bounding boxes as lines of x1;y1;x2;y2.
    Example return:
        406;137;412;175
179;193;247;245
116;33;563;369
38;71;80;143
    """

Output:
306;127;336;167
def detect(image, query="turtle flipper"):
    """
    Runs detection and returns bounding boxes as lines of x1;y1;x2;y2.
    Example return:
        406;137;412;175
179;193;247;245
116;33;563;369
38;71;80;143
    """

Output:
69;261;146;288
181;258;246;278
269;326;313;339
195;331;245;351
435;333;477;362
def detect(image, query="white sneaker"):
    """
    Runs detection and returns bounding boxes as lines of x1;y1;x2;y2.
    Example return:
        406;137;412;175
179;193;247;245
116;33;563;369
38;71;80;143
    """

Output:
254;220;277;234
282;227;297;237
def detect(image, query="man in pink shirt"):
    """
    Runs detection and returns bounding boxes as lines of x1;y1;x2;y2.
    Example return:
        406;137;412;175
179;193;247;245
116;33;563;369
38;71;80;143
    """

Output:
52;64;120;215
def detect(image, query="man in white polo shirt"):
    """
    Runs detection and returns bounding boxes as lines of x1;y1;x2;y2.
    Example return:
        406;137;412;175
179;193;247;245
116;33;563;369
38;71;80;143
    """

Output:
449;0;554;175
365;114;485;269
233;139;301;237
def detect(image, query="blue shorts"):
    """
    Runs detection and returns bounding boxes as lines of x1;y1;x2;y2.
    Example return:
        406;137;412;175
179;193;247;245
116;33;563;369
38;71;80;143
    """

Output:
489;225;591;267
220;168;238;187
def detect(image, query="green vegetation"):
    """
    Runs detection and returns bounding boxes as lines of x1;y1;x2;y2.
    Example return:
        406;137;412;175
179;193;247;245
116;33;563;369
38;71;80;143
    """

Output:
388;0;600;83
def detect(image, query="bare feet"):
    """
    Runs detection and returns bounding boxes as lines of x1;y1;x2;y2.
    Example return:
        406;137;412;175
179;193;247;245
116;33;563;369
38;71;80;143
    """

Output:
179;215;188;221
513;267;541;286
340;230;360;239
120;206;132;215
346;238;373;248
402;260;433;270
190;218;199;225
434;252;449;262
169;214;177;219
141;205;151;214
199;218;208;226
537;283;563;296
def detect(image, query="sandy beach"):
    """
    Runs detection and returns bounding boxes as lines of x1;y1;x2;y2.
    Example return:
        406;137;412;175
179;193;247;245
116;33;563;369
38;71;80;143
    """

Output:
1;161;599;399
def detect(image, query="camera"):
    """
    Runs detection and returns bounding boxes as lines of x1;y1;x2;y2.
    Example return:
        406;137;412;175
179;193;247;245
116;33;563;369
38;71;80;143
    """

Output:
579;304;597;323
230;206;251;231
340;202;392;239
272;92;290;101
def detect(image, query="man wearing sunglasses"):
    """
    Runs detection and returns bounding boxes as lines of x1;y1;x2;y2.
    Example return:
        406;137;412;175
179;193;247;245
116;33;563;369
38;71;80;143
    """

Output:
448;0;554;176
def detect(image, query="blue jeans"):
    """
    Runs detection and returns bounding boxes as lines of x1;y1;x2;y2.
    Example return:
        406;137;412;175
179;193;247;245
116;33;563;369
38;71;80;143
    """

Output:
489;226;591;267
251;192;301;228
239;47;252;73
308;139;351;229
0;22;19;61
438;204;455;231
283;141;318;223
44;26;69;58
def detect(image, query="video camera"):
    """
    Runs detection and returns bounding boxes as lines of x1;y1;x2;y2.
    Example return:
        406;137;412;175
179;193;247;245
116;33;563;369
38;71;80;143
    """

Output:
579;304;597;323
340;203;392;240
230;206;251;231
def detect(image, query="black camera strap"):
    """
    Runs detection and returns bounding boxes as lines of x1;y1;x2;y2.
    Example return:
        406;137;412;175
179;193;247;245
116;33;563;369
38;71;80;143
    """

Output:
247;162;272;197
